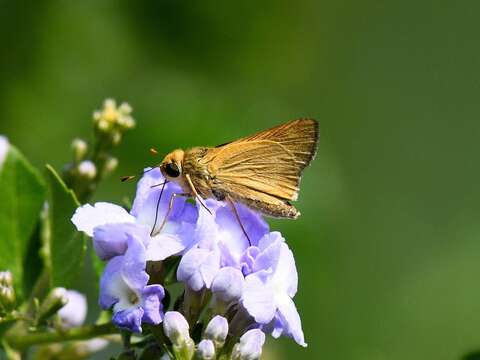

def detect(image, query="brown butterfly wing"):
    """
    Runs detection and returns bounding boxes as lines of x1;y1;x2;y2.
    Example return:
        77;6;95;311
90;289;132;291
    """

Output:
201;119;319;203
231;118;319;172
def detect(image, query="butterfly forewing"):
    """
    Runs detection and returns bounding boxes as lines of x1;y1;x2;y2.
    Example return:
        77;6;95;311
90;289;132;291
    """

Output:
201;119;319;206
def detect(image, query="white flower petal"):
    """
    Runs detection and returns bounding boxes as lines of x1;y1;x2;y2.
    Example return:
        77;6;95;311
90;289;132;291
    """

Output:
71;202;135;236
242;275;276;324
276;295;307;347
272;243;298;298
146;233;186;261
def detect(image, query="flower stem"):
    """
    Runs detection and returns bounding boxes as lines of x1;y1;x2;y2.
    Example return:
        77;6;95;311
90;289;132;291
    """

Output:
6;322;117;351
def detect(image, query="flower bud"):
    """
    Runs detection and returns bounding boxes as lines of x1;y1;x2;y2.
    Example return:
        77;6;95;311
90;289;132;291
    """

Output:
204;315;228;347
104;156;118;174
78;160;97;180
163;311;191;345
71;138;88;163
232;329;265;360
0;285;15;311
0;271;13;287
58;290;87;328
93;98;136;133
112;131;122;145
37;287;68;324
163;311;194;359
195;339;215;360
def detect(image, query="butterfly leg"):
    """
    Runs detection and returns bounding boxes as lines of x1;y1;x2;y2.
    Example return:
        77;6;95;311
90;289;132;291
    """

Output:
153;192;189;236
226;196;252;246
185;173;212;215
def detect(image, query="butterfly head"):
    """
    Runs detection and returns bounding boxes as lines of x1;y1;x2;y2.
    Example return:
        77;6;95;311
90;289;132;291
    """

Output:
159;149;184;180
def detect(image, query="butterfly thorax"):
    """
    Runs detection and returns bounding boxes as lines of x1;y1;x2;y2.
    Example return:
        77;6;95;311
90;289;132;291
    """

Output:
182;146;217;199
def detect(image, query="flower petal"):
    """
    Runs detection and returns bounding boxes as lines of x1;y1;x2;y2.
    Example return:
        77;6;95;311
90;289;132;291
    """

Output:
211;267;245;303
131;168;189;232
177;248;220;291
121;235;149;294
71;202;135;237
146;232;192;261
272;242;298;298
112;307;144;333
275;295;307;347
141;284;165;325
93;222;150;260
242;275;275;324
250;232;283;279
99;256;125;309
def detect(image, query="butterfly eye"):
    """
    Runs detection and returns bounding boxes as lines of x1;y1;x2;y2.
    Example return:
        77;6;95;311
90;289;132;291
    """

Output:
164;162;180;178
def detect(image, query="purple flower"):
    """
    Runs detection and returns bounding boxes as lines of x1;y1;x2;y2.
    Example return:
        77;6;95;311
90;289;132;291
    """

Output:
241;233;306;347
232;329;265;360
177;200;268;291
131;168;198;260
99;233;164;333
210;201;269;269
71;168;198;262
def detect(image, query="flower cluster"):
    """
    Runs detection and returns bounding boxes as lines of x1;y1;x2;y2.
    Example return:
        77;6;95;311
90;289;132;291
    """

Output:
63;99;136;202
72;168;306;358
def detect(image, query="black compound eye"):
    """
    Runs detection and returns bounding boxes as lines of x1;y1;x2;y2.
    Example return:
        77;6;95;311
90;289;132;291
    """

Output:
164;162;180;178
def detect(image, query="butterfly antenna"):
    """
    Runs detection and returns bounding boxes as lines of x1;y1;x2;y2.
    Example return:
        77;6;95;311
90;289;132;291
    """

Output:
120;167;156;182
150;180;167;236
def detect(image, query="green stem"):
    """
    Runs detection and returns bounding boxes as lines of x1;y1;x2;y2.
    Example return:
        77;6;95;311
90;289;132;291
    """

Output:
6;322;117;351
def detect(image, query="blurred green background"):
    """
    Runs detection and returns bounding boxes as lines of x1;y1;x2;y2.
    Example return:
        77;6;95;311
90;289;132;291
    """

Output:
1;1;480;359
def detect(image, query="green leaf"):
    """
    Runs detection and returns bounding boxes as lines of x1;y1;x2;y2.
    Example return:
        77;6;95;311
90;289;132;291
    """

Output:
43;164;86;288
0;143;46;300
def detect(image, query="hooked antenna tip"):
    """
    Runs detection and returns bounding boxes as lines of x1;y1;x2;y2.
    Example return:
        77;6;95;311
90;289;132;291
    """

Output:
121;175;136;182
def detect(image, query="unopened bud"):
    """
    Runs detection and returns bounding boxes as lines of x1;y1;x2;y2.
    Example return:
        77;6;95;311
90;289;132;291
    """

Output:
71;138;88;163
104;157;118;174
112;131;122;145
78;160;97;179
232;329;265;360
37;287;68;324
58;290;87;328
0;285;16;311
163;311;194;359
163;311;190;345
195;339;215;360
0;271;13;287
204;315;228;347
118;102;132;115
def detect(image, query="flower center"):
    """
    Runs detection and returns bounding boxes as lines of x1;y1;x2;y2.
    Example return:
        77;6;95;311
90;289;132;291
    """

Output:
128;291;139;305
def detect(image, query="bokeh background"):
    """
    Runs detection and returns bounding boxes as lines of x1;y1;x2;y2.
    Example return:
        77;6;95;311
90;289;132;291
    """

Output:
1;1;480;359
